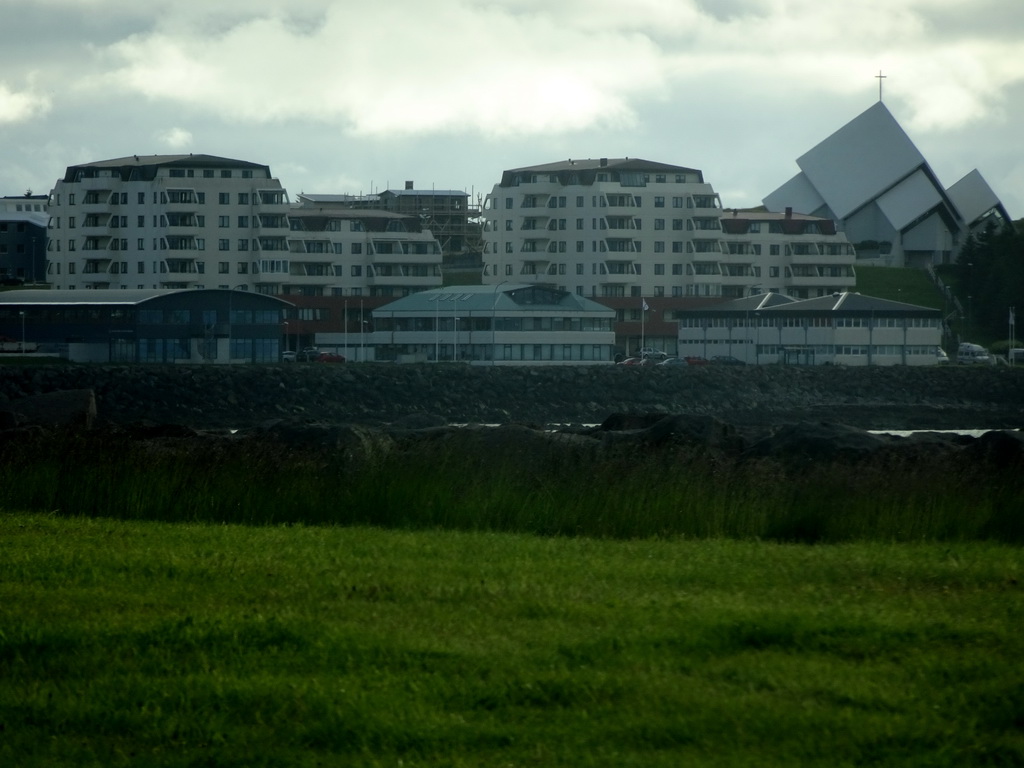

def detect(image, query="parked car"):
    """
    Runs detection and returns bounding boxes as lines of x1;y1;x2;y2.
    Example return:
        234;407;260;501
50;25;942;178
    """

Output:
957;342;993;365
296;347;322;362
710;355;746;365
684;356;709;366
657;357;686;366
635;347;668;360
617;357;643;366
281;350;297;362
935;347;950;365
316;352;346;363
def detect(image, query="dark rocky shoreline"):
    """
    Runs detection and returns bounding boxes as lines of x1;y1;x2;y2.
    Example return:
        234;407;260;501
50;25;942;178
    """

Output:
2;363;1023;474
1;362;1022;432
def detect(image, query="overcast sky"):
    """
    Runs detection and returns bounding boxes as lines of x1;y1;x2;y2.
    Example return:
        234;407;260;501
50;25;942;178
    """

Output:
2;0;1022;218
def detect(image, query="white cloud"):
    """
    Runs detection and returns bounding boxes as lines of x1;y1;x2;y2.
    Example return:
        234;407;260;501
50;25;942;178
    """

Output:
79;0;1024;143
157;127;193;149
0;82;51;124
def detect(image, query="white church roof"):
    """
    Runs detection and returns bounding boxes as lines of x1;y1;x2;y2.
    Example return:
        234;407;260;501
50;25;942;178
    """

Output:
946;169;1004;225
793;102;927;219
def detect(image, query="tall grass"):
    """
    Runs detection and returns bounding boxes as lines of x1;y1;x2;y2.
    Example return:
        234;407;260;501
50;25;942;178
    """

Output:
1;428;1020;542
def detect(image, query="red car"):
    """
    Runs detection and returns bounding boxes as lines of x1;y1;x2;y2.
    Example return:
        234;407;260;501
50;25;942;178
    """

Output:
316;353;346;363
684;356;709;366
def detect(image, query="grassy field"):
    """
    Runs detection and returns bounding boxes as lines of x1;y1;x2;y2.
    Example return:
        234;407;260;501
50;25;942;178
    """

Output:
3;511;1022;767
853;266;947;310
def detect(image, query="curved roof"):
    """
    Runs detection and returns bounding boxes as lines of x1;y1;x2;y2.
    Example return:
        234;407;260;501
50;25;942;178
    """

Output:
0;288;292;307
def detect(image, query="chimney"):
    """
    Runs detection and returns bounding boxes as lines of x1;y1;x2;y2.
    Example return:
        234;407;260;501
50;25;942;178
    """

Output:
785;207;793;219
405;181;414;190
599;158;608;167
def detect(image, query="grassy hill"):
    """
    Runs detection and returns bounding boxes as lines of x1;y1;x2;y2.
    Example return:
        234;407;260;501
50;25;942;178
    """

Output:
854;266;947;309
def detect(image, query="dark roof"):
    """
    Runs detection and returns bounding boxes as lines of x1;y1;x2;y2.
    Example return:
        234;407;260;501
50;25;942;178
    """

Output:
500;157;704;187
0;288;292;308
61;155;271;183
674;292;939;317
720;209;838;236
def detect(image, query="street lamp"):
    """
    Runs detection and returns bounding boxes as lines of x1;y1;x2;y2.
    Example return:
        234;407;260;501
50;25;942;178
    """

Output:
19;311;25;353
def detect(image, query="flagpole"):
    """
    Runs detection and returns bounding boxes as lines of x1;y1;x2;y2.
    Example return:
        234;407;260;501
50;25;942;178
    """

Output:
641;297;646;352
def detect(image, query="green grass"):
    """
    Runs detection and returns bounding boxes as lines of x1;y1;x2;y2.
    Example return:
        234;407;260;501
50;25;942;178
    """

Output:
0;429;1021;543
2;512;1022;767
854;266;946;310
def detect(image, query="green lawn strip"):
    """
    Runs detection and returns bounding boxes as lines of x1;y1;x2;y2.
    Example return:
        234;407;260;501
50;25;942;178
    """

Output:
2;513;1022;767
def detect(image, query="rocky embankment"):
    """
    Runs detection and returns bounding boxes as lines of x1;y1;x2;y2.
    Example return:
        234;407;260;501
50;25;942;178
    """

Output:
0;361;1022;431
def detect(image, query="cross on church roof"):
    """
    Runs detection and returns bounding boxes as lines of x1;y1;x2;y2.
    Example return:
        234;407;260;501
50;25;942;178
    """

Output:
876;69;887;102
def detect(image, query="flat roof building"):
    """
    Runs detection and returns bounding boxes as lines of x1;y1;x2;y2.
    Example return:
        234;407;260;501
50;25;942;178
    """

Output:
675;291;944;366
0;288;291;364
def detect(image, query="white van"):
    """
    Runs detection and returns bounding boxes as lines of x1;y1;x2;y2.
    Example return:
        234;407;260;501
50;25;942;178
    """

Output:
957;342;993;365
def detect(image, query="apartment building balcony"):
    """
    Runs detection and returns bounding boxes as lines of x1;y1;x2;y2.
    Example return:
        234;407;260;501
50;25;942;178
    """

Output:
162;258;203;283
256;190;290;207
83;257;113;274
289;261;337;281
598;260;637;285
290;239;333;255
367;265;441;287
79;186;114;206
605;194;638;209
165;213;200;228
605;217;636;230
163;189;198;206
82;235;113;251
257;214;289;229
370;240;440;261
82;213;114;230
257;236;289;252
519;215;551;231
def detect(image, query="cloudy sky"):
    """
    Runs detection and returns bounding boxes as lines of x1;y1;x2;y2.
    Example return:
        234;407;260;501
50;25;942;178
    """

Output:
2;0;1022;217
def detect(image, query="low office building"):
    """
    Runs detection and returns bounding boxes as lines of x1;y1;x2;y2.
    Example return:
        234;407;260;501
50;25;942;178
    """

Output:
0;194;48;284
366;284;615;365
676;291;943;366
0;288;291;363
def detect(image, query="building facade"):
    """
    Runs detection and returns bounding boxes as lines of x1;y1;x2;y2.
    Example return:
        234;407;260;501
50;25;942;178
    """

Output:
0;194;48;284
45;155;292;292
287;197;444;298
675;291;944;366
0;288;291;363
366;283;615;365
480;158;857;302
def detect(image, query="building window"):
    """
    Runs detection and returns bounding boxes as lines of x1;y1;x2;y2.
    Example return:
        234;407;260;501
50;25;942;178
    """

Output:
219;262;229;274
219;239;230;251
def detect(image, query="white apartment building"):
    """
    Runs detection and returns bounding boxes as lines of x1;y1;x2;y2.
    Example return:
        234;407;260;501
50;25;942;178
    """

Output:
719;208;856;299
288;195;443;298
46;155;292;292
44;156;446;298
481;158;856;301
